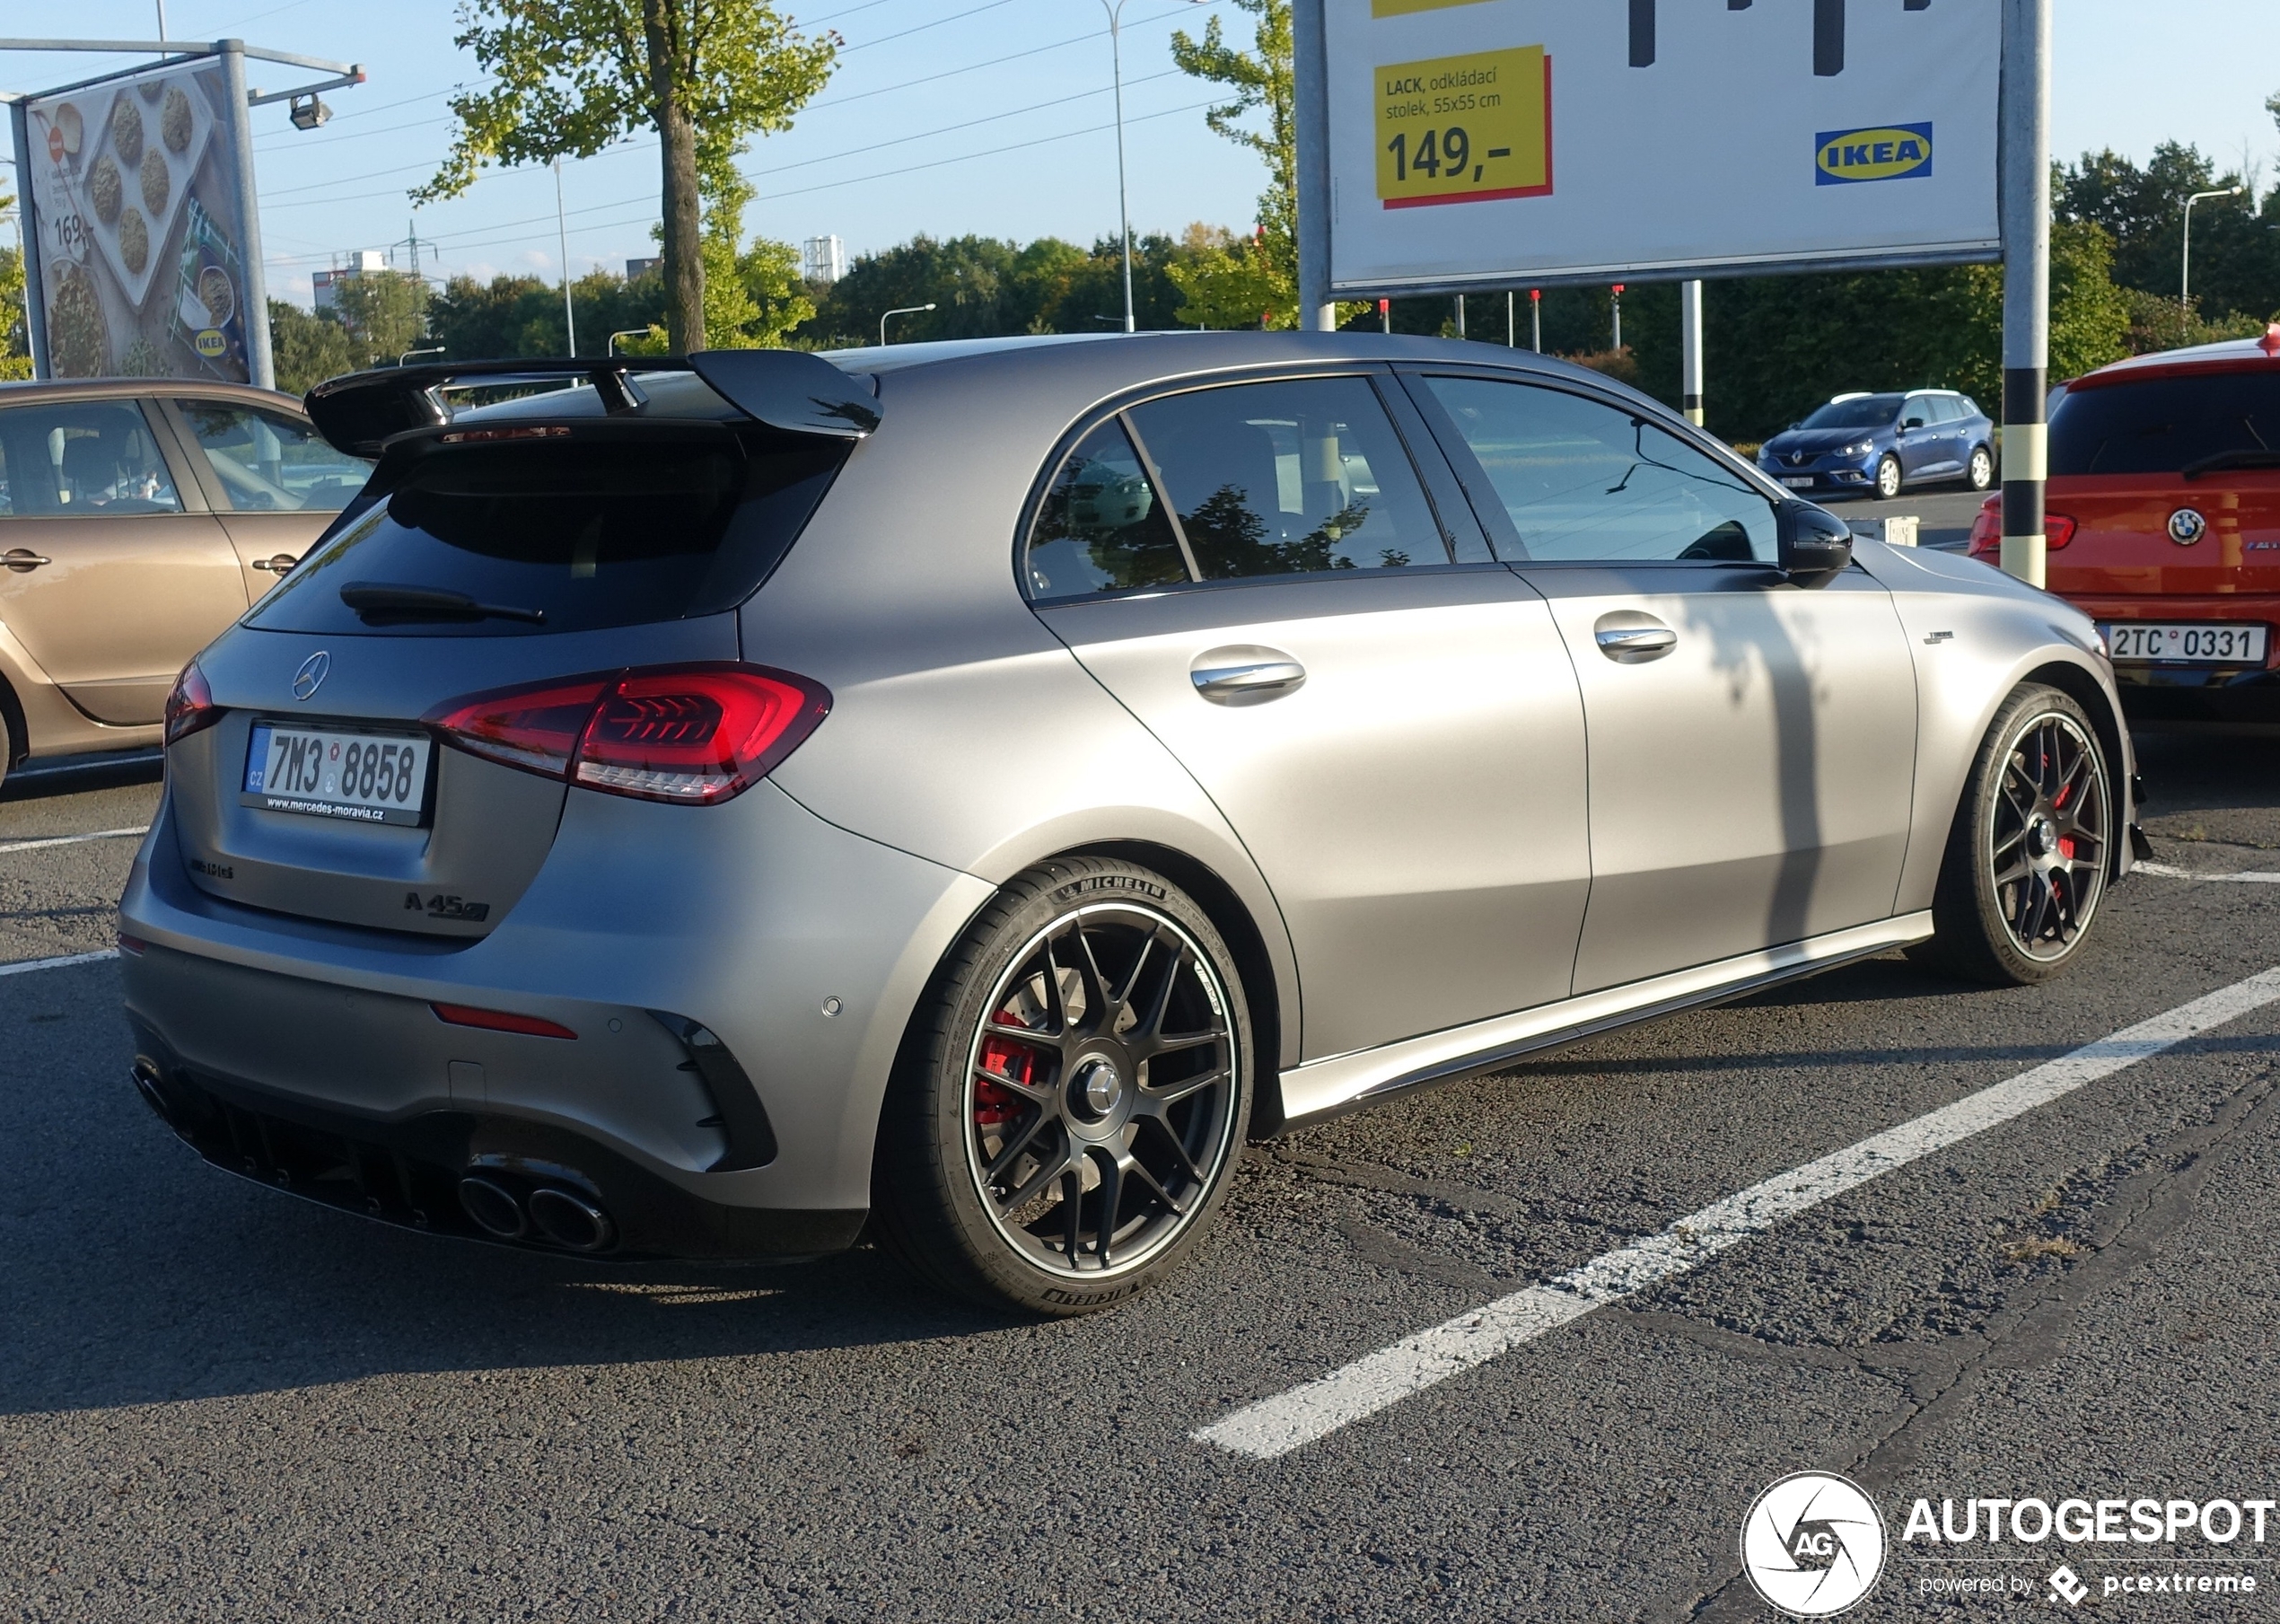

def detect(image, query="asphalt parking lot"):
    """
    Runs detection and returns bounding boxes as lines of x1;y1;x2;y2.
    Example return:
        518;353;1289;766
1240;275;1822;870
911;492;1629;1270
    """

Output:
4;725;2277;1621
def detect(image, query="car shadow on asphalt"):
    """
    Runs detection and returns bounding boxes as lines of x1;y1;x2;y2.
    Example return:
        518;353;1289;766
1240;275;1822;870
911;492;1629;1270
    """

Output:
0;751;163;804
0;996;1030;1417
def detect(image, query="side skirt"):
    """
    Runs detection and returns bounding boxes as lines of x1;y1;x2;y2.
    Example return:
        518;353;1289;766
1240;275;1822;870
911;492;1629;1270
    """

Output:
1272;912;1934;1132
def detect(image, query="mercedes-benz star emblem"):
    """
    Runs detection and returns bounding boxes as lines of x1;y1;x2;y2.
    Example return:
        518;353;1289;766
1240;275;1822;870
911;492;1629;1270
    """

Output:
291;651;331;701
2168;507;2207;546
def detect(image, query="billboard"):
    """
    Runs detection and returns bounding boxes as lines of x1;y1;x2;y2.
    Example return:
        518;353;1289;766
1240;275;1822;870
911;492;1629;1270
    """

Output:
1324;0;2002;295
13;57;263;382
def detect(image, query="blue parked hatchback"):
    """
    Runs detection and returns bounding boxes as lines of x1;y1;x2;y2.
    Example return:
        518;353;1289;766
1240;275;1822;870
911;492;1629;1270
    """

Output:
1757;390;1996;500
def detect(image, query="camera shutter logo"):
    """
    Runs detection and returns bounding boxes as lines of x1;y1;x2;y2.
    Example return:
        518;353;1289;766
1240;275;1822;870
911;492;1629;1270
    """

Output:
1740;1471;1887;1617
292;651;330;701
2168;507;2207;546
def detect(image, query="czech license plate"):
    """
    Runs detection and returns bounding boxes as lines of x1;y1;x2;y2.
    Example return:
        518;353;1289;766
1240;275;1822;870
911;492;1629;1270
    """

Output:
2099;622;2268;665
242;723;432;826
1779;476;1815;488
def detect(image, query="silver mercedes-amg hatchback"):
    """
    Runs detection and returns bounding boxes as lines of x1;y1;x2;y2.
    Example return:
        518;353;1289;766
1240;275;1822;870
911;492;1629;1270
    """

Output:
118;332;2142;1313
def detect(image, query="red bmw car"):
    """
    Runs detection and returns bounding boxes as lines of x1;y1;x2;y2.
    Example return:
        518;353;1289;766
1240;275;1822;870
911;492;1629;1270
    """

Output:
1971;327;2280;720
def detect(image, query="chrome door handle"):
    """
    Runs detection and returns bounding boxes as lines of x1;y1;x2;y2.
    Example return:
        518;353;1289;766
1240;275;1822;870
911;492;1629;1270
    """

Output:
1594;624;1677;662
2;549;51;573
1191;654;1307;702
251;554;299;574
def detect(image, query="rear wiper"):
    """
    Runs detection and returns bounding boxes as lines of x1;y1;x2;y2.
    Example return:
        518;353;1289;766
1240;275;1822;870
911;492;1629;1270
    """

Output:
2179;449;2280;481
338;581;547;625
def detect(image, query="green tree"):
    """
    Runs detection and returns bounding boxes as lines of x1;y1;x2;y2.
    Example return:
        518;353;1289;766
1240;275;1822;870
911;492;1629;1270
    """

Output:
2055;142;2278;325
1168;0;1299;328
416;0;836;354
267;300;364;395
1167;0;1366;329
0;189;29;382
330;270;431;365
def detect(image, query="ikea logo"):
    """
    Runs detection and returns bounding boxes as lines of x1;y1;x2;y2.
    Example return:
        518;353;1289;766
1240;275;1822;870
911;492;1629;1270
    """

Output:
1815;122;1933;184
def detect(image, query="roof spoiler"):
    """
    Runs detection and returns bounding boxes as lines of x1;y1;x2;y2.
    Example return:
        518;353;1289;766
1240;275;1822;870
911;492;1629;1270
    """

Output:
303;349;881;458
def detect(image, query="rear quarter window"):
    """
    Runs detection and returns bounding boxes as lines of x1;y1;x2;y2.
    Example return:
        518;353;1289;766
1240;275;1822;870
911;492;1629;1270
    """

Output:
247;435;845;636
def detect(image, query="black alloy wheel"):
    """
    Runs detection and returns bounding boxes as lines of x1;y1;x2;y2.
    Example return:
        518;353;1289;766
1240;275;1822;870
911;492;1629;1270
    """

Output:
1986;709;2109;961
965;905;1238;1276
1913;684;2113;985
873;856;1251;1314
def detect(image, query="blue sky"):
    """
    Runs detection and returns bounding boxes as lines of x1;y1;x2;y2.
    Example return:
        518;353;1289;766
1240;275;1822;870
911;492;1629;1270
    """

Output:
5;0;2277;308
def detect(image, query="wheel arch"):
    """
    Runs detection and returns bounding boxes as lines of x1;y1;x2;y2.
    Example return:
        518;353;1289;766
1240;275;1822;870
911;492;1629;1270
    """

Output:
0;664;25;769
1060;838;1293;1137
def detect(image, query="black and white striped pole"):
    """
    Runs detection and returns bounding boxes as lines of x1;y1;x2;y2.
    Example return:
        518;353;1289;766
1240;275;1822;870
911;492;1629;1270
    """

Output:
1998;0;2051;585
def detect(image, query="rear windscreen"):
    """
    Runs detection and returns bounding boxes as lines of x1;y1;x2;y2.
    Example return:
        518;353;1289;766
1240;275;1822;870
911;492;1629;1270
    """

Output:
2049;373;2280;476
247;436;845;636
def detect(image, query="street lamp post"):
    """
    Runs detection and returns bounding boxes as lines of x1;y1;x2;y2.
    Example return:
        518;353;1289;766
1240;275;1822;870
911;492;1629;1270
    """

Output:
606;329;650;356
554;156;576;356
1100;0;1209;335
880;303;937;346
2181;186;2242;325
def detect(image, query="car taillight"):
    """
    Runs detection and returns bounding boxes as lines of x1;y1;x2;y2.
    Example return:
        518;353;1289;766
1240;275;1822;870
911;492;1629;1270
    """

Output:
1968;499;2075;557
425;663;829;805
163;661;221;745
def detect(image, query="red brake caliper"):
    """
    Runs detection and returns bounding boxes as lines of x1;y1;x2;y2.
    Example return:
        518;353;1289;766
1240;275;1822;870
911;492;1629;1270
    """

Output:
976;1010;1039;1128
2052;783;2075;860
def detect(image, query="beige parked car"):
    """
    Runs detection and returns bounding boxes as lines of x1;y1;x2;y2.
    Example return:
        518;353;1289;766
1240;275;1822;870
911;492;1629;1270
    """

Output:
0;379;371;786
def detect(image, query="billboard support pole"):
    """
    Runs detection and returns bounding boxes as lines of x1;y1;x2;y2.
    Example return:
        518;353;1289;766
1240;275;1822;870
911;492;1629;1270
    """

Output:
1997;0;2049;586
6;97;49;377
1293;0;1334;331
217;40;275;391
1680;279;1705;426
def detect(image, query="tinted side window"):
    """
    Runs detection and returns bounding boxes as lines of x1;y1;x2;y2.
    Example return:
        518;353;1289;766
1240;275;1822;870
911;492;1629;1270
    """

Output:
1127;376;1447;580
0;400;182;517
2048;373;2280;476
1420;376;1776;562
1924;396;1960;423
1024;418;1188;600
175;399;373;512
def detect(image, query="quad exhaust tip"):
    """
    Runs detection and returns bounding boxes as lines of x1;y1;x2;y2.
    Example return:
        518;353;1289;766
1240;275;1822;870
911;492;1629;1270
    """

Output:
527;1186;614;1252
458;1174;615;1251
457;1175;528;1240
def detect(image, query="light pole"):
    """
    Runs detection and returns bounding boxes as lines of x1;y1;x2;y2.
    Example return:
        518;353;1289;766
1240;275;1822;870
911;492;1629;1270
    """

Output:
553;156;576;356
399;346;444;368
2181;186;2242;325
606;329;649;356
881;303;936;346
1100;0;1210;334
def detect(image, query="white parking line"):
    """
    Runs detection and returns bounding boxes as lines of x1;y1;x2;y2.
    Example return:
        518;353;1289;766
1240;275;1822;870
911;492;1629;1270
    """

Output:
0;948;119;979
2135;862;2280;882
1197;966;2280;1460
0;827;149;856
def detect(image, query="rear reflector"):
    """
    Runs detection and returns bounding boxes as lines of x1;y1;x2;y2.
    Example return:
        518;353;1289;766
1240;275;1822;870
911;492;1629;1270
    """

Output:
425;663;829;805
117;933;147;956
431;1002;578;1040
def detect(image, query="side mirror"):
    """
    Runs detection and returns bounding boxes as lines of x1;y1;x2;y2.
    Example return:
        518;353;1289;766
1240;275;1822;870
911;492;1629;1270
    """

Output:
1777;500;1853;586
1902;416;1926;430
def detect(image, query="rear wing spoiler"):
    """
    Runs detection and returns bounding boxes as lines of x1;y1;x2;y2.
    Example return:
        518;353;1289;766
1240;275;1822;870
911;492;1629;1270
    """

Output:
303;349;881;458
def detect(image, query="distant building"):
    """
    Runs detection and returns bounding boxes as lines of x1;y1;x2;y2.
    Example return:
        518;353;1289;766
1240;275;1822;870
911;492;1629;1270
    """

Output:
311;250;390;312
625;257;662;281
802;235;846;285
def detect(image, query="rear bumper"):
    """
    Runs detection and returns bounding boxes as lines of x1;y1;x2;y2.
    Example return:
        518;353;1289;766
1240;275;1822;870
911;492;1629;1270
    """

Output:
127;1027;867;1260
118;777;995;1255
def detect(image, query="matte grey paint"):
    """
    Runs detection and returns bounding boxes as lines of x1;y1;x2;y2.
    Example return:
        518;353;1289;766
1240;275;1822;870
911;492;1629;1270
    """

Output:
118;331;2137;1258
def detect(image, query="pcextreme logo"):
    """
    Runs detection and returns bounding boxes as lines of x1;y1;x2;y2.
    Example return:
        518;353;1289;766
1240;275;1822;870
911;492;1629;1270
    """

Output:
1816;122;1934;185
